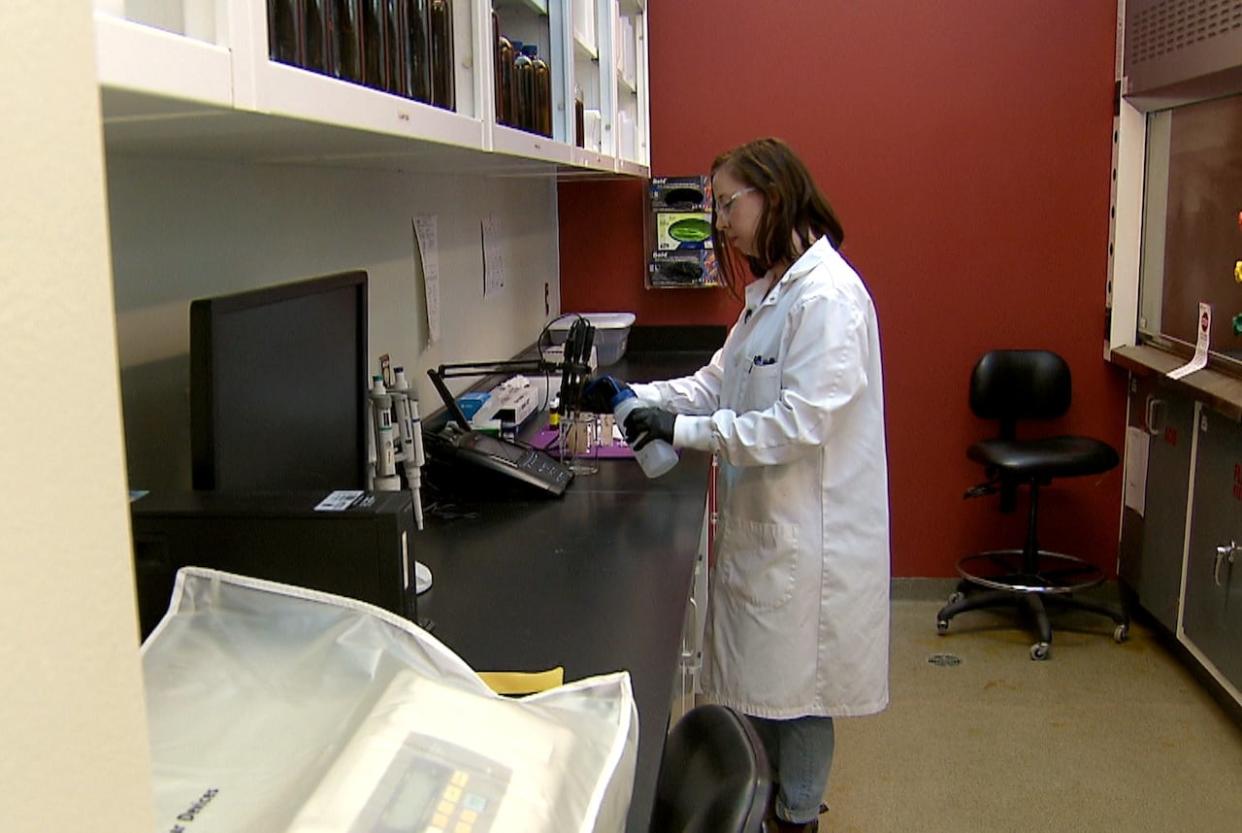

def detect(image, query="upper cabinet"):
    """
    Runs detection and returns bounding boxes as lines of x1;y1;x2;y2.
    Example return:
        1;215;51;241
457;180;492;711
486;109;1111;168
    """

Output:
93;0;650;176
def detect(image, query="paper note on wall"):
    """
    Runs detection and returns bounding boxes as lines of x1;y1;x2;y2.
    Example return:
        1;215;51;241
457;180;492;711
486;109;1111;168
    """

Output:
482;213;506;298
1123;426;1149;517
413;215;441;346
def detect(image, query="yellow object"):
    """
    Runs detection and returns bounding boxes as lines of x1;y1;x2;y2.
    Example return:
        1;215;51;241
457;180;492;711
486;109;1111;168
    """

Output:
1234;260;1242;283
477;666;566;695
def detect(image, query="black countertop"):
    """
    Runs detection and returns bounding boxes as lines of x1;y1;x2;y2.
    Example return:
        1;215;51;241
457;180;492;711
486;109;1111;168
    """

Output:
412;346;716;832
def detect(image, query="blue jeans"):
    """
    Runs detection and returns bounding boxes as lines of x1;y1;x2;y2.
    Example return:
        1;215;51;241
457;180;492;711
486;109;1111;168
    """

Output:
747;714;835;824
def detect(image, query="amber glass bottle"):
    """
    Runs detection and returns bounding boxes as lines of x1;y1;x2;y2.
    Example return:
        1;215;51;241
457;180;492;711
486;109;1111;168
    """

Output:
514;46;533;132
496;36;514;125
574;86;585;147
335;0;364;83
532;49;551;137
405;0;432;102
268;0;304;66
362;0;388;90
303;0;337;75
429;0;455;110
493;11;508;125
384;0;407;95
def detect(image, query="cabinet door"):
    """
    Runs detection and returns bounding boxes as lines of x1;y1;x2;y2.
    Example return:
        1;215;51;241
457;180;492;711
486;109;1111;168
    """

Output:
1119;376;1195;630
1182;407;1242;692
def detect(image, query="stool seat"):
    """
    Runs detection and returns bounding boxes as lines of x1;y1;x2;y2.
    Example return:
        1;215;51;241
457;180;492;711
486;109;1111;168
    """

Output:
968;436;1119;479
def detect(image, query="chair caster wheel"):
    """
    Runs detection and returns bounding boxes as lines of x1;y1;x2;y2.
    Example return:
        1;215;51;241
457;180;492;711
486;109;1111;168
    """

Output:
936;619;949;635
947;591;964;605
1114;624;1129;643
1030;642;1050;661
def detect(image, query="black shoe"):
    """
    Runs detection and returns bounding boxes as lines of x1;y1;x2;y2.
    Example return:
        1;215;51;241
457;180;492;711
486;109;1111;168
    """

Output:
763;819;817;833
762;805;827;833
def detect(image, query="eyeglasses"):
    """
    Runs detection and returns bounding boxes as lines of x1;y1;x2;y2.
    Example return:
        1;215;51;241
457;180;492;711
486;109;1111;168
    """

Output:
714;186;756;218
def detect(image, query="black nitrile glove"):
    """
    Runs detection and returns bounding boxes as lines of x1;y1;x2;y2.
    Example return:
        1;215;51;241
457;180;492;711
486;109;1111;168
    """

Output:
623;407;677;450
580;375;629;413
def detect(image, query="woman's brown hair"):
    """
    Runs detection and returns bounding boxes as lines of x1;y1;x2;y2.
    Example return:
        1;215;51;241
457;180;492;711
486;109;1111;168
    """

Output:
710;137;845;297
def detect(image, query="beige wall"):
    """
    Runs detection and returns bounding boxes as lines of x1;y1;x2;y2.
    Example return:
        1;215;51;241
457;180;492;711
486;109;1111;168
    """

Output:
0;2;154;831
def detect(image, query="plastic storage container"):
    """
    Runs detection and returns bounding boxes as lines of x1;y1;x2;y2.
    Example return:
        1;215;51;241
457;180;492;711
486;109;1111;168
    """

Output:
547;312;635;367
611;390;678;479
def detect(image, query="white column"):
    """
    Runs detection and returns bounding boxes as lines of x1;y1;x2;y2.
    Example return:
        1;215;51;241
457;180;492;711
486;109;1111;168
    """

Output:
0;2;154;832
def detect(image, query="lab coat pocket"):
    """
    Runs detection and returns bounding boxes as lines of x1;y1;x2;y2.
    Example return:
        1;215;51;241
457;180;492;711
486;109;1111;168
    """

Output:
741;364;782;411
717;518;799;610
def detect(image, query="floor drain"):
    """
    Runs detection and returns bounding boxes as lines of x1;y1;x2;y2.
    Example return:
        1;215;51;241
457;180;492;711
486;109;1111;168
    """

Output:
927;653;961;667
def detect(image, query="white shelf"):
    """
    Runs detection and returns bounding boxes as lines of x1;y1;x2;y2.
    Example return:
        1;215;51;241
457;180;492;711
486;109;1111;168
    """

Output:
93;2;645;179
490;123;575;166
499;0;549;16
94;12;232;110
618;73;637;95
250;61;486;152
570;147;615;172
616;158;649;177
573;30;598;61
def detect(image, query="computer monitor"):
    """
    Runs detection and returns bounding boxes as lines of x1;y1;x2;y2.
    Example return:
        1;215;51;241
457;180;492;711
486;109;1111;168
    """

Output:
190;271;368;491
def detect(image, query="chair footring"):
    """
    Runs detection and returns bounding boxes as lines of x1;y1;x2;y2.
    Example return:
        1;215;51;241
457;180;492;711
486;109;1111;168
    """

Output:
936;570;1130;655
955;549;1105;594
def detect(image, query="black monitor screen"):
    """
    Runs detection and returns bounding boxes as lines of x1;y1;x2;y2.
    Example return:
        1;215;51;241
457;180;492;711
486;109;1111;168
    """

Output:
190;271;368;491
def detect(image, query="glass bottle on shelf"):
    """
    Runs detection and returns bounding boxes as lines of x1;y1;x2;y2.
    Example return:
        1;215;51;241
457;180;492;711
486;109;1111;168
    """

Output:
530;46;551;138
335;0;364;83
384;0;407;96
429;0;455;111
362;0;388;91
405;0;431;103
268;0;304;66
304;0;337;75
509;40;523;128
574;85;585;148
514;44;533;132
493;11;513;126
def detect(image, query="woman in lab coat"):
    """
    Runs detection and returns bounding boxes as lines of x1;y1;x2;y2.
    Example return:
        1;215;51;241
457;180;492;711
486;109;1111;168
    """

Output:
596;138;890;832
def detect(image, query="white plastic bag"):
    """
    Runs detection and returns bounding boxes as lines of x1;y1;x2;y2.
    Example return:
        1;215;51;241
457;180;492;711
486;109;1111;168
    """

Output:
142;568;638;833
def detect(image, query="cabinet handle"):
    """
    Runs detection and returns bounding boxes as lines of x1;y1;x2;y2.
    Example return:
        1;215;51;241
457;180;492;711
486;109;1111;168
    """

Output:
1145;396;1166;435
1214;542;1238;587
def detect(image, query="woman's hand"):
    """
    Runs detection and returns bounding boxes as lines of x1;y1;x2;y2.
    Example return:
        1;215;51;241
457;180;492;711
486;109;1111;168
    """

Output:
623;408;676;450
579;375;628;413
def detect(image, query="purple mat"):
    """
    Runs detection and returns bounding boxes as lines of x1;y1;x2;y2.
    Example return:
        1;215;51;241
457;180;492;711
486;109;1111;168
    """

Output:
531;428;637;459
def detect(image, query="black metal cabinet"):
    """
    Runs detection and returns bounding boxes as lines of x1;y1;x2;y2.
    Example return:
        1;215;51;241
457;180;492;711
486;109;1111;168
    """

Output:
1182;407;1242;692
1120;376;1196;630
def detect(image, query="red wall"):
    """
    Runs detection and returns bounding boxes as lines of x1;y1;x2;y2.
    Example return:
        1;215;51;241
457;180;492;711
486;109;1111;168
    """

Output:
559;1;1128;577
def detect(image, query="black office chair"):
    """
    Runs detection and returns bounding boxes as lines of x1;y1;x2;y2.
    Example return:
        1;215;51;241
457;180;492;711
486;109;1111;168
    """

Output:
936;350;1129;660
649;704;772;833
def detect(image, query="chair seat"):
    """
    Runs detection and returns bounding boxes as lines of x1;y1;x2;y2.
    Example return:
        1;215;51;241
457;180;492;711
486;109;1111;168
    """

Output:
967;435;1118;479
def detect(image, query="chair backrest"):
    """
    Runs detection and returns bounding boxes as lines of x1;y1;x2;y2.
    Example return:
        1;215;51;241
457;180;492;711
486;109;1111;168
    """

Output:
970;350;1071;439
649;704;772;833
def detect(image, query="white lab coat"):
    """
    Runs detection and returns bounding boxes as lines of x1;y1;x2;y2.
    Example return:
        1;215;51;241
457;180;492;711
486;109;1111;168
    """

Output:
630;236;890;718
